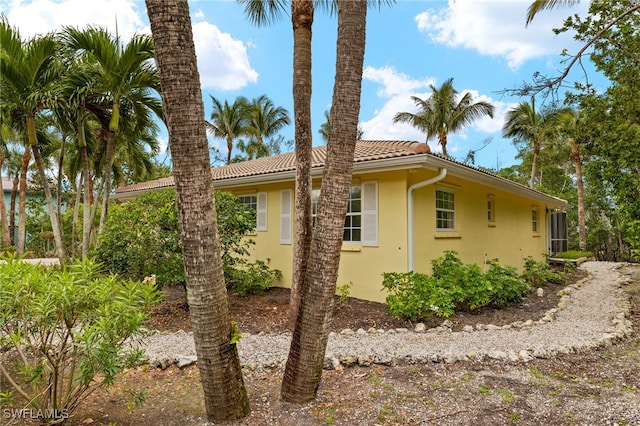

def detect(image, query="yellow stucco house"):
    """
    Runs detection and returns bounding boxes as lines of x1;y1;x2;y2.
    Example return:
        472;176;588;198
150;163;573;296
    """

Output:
115;140;568;303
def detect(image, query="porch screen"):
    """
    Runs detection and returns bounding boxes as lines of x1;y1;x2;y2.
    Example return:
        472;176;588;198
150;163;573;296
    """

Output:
549;211;568;255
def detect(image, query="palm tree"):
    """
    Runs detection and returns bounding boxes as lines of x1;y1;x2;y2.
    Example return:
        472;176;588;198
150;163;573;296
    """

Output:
0;130;10;248
281;0;368;403
206;96;250;165
62;26;163;236
239;0;318;321
320;109;364;142
502;97;564;190
526;0;582;26
393;78;495;157
246;94;290;146
145;0;250;421
0;17;68;262
556;108;587;250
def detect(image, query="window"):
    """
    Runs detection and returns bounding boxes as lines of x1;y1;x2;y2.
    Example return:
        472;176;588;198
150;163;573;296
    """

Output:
237;192;267;231
531;206;539;233
436;189;455;231
487;195;496;224
311;181;378;245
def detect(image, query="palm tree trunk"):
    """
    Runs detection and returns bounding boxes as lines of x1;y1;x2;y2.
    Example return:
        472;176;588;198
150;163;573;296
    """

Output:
145;0;250;421
71;174;81;258
438;131;448;157
289;0;315;327
282;0;367;403
17;148;30;255
27;116;67;263
530;139;540;190
571;142;587;251
78;118;92;258
56;135;66;246
9;174;18;246
0;155;11;247
98;131;115;236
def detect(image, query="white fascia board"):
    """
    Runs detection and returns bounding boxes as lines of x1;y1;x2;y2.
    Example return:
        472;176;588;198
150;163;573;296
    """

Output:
424;156;568;209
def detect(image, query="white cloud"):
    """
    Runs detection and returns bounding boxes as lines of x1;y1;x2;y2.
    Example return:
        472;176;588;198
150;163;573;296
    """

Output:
192;21;258;90
2;0;259;91
415;0;589;70
361;66;514;156
1;0;147;40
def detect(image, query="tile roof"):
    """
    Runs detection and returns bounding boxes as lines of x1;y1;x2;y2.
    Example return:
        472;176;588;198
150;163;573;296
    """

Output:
113;140;566;208
116;140;430;194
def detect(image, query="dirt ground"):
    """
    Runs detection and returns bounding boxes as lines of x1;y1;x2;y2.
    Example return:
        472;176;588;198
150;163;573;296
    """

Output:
4;265;640;425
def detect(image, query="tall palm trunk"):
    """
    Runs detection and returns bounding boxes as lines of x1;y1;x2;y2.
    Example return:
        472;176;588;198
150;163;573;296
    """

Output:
98;131;115;236
282;0;367;403
71;174;81;258
145;0;250;421
17;148;30;255
289;0;315;325
27;116;67;263
0;155;10;247
438;130;448;157
9;174;18;245
571;142;587;250
530;137;540;190
78;117;92;258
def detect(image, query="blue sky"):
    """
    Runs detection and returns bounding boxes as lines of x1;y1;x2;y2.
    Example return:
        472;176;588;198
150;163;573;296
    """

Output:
1;0;607;169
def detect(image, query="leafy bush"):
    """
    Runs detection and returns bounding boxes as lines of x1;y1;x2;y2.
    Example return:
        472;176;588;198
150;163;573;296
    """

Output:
0;255;159;424
553;250;593;259
94;189;280;294
484;261;532;308
94;189;183;287
522;256;564;287
382;271;456;321
382;251;535;321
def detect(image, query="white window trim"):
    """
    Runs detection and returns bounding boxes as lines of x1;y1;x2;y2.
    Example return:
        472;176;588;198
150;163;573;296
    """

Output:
435;188;456;231
311;181;378;246
256;192;267;231
531;205;539;234
280;189;292;244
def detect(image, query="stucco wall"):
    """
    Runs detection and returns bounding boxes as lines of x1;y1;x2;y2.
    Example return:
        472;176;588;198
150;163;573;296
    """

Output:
230;167;552;304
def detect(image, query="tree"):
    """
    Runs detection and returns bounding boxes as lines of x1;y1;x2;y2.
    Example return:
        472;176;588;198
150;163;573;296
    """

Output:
393;78;494;157
0;18;67;262
281;0;368;403
239;0;317;325
556;108;587;250
145;0;250;422
526;0;582;26
206;96;250;165
520;1;640;96
0;126;12;247
319;109;364;142
246;94;291;146
62;26;162;237
502;97;565;190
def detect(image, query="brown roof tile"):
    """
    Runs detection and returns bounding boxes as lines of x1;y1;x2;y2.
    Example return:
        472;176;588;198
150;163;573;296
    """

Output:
116;140;429;194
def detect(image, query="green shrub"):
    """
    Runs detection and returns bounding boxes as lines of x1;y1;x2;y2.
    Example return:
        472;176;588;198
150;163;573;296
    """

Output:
522;256;564;287
382;271;456;321
485;261;531;308
382;252;535;321
94;189;280;294
553;250;593;260
0;255;159;424
94;189;183;287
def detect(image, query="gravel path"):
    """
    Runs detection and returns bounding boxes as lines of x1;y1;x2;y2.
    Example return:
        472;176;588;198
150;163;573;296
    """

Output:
138;261;634;369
